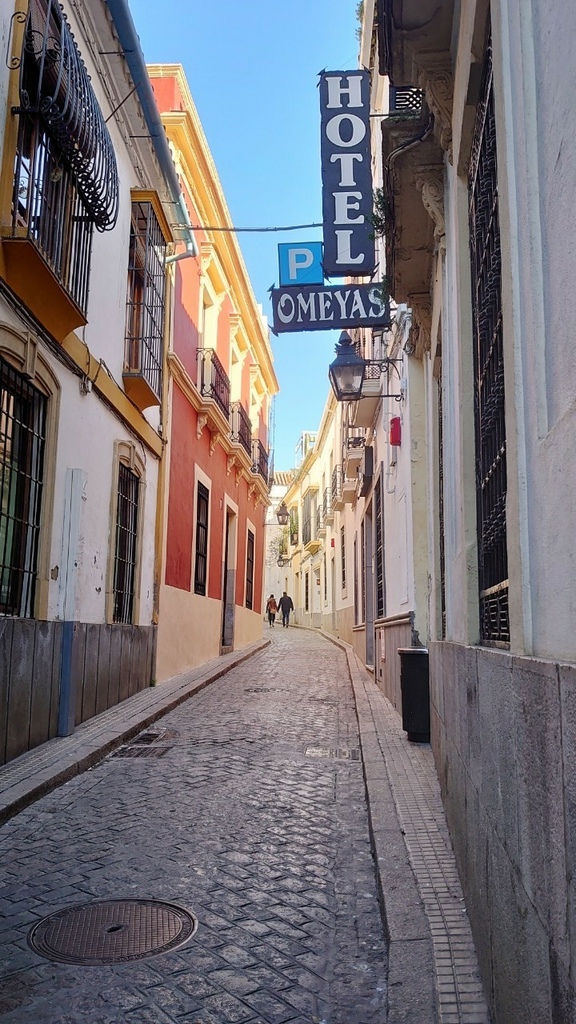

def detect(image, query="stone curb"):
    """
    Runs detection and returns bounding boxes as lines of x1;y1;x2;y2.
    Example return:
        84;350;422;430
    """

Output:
301;625;437;1024
0;638;270;826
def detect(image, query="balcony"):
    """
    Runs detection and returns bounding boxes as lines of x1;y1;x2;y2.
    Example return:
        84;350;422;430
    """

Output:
316;505;326;537
344;435;365;476
323;486;334;525
342;475;358;503
230;401;252;457
303;515;321;555
289;511;299;547
349;364;382;428
251;438;269;481
198;348;230;419
332;465;344;511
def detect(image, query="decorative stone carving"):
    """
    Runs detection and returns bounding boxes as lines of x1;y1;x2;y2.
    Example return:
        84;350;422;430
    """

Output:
196;413;208;440
209;431;221;456
227;454;237;476
248;482;257;502
414;167;445;242
415;54;454;160
200;242;215;274
408;293;433;360
229;312;242;342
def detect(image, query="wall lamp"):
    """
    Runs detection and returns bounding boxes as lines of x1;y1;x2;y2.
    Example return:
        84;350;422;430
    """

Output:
277;556;289;568
328;330;402;403
276;500;290;526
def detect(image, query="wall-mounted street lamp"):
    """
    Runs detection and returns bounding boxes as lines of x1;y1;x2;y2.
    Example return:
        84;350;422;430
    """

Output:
276;501;290;526
277;556;289;568
328;330;402;403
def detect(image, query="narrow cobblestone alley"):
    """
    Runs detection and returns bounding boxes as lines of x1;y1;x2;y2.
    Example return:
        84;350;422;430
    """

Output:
0;630;388;1024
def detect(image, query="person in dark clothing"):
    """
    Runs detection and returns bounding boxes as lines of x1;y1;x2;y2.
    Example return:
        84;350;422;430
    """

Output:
278;592;294;627
266;594;277;626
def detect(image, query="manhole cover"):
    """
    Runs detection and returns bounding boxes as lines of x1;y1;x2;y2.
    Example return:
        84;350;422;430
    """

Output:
28;899;198;965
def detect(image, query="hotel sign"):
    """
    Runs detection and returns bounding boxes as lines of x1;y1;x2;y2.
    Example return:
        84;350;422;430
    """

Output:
270;283;390;334
319;70;374;277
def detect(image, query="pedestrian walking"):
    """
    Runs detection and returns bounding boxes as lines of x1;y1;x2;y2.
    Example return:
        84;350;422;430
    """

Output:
266;594;277;627
278;591;294;627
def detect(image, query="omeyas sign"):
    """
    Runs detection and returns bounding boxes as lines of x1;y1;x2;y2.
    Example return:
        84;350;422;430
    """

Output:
270;283;390;334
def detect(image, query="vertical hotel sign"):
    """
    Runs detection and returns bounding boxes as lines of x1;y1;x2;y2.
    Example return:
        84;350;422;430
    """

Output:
319;71;374;277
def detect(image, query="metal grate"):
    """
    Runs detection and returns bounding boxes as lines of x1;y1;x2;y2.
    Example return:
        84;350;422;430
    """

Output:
198;348;230;418
245;528;254;609
124;202;166;402
251;438;269;481
194;482;209;596
0;358;46;617
468;39;509;646
305;747;360;760
375;472;385;619
331;464;343;505
438;375;446;639
389;86;424;115
12;115;94;313
112;746;171;758
113;463;139;624
230;400;252;455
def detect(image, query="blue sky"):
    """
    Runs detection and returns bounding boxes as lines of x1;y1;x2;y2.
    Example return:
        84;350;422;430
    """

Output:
128;0;360;470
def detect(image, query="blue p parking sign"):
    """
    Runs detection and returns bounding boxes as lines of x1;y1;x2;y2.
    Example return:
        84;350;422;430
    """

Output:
278;242;324;286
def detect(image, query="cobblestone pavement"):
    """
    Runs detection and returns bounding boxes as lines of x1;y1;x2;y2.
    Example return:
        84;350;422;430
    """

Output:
0;629;388;1024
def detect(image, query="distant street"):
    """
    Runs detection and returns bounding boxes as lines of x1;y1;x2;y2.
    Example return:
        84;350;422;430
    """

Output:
0;629;387;1024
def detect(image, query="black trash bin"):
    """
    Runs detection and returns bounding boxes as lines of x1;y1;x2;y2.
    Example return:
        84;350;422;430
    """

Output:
398;647;430;742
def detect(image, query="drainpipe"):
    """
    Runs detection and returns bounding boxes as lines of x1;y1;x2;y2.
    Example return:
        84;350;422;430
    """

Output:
104;0;198;259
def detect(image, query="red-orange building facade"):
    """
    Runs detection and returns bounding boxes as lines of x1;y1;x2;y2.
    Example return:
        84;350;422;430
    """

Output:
151;66;277;680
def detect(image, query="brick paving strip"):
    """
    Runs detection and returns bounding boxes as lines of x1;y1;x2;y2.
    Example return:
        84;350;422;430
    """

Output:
344;641;492;1024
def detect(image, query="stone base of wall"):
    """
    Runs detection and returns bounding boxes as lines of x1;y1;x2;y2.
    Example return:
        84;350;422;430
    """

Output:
430;641;576;1024
1;619;156;766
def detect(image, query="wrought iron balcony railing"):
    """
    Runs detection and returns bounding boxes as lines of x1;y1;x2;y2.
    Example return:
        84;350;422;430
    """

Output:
251;438;269;481
289;510;299;546
230;401;252;456
198;348;230;418
316;506;325;535
302;515;313;547
332;465;343;504
323;487;330;518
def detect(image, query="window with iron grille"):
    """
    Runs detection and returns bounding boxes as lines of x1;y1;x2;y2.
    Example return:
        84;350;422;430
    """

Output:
194;482;209;596
361;520;366;624
246;530;255;609
0;357;46;617
354;536;359;625
305;572;309;612
340;526;346;589
323;553;327;602
438;375;446;639
125;202;167;402
303;492;313;546
113;464;140;623
11;0;118;313
468;38;509;646
375;473;385;619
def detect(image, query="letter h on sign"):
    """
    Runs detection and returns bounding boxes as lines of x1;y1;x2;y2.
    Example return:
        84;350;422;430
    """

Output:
319;71;375;278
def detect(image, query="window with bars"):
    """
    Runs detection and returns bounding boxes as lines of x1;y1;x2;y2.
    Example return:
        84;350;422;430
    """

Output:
112;464;140;624
0;358;46;617
246;530;255;609
354;536;359;625
323;553;327;602
11;0;119;312
194;482;209;596
468;38;509;646
375;474;385;619
305;572;310;612
125;201;167;403
340;526;346;589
